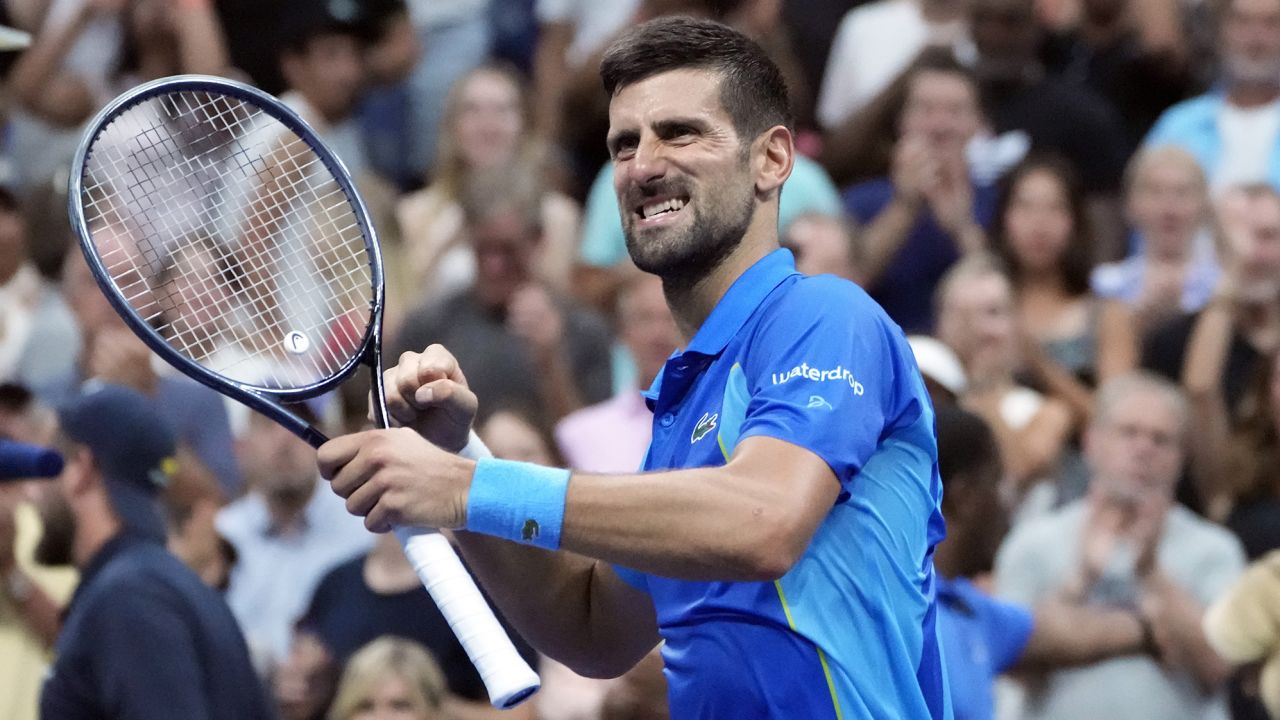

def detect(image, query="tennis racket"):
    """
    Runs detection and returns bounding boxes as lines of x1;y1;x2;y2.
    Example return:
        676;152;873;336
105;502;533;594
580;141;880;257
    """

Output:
68;75;540;708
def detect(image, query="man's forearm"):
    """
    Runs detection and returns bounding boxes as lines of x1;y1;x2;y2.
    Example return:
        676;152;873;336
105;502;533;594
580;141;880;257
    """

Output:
451;532;657;677
1144;571;1232;690
1018;600;1145;669
859;197;920;286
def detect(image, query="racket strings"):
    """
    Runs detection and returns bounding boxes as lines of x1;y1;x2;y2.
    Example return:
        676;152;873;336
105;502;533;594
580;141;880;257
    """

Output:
80;89;374;390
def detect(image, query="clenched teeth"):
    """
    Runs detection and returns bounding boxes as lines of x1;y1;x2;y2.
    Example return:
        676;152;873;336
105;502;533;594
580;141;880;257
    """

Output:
641;198;687;219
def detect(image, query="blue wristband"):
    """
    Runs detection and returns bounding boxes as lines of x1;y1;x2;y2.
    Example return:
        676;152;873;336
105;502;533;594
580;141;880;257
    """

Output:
465;458;570;550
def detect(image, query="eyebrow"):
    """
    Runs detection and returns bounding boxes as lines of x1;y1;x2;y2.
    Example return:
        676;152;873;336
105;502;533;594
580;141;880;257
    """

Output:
607;116;714;156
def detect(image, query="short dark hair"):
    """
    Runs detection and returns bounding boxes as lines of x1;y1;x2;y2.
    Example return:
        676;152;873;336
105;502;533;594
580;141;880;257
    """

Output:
935;405;1002;493
599;17;793;141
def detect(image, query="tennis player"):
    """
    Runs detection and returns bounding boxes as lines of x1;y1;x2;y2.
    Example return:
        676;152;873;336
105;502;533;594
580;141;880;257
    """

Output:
321;17;949;719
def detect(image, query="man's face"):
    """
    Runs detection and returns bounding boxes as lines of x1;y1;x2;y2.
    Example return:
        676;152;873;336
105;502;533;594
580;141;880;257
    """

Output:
1086;387;1185;500
284;34;365;124
1230;191;1280;301
1125;153;1206;257
608;69;757;284
1221;0;1280;87
236;416;317;502
899;71;982;155
467;210;540;309
936;271;1017;378
970;0;1040;80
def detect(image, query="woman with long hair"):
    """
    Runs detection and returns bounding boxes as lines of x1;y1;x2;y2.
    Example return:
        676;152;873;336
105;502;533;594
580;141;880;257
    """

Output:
327;637;448;720
991;155;1138;425
396;64;579;306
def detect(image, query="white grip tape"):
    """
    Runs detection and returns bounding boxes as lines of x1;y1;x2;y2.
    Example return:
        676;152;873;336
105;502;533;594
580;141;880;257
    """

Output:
394;527;540;708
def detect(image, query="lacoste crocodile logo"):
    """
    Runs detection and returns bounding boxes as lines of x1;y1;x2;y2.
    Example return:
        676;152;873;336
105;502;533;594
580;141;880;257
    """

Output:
691;412;718;444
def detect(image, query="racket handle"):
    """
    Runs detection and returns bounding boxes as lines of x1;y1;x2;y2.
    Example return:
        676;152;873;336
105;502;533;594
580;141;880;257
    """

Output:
393;526;540;708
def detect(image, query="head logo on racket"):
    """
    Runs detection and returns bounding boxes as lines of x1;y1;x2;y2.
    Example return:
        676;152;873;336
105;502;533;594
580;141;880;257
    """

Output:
284;331;310;355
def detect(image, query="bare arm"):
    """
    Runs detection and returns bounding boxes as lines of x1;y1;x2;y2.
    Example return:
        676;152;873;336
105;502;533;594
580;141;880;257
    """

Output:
967;390;1074;493
1016;600;1146;669
1142;570;1233;691
858;197;921;288
6;1;100;126
1180;299;1236;519
531;21;574;141
171;0;231;76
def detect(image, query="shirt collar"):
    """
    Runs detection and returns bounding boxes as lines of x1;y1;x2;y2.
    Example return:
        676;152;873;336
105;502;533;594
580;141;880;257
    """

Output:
641;249;797;404
684;248;798;357
67;532;158;612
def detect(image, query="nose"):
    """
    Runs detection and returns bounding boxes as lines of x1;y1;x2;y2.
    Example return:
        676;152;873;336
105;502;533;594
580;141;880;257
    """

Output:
624;135;670;188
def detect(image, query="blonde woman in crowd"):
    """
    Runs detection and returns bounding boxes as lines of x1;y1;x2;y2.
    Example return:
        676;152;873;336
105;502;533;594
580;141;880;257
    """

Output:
396;64;579;307
328;637;448;720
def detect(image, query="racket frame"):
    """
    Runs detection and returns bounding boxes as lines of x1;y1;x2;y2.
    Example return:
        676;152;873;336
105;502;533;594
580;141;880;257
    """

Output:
68;74;390;445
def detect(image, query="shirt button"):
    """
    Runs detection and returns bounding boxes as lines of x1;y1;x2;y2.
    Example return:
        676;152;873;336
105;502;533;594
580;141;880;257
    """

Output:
659;413;675;427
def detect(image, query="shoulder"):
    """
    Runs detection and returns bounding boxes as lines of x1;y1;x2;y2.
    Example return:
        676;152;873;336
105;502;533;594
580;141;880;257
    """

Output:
1168;506;1246;561
763;274;888;331
1149;93;1222;133
84;545;198;612
1001;501;1085;557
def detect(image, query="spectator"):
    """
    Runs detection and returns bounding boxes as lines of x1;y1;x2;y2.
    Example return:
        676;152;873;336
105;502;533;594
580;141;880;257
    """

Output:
934;253;1074;514
532;0;641;142
217;408;374;672
1145;0;1280;192
0;383;74;720
555;273;677;474
1151;184;1280;509
59;226;242;496
278;1;376;181
396;64;579;307
1091;145;1220;335
0;187;79;403
815;0;973;130
783;211;861;281
275;627;341;720
5;0;231;189
933;405;1171;720
969;0;1130;254
393;170;612;424
994;371;1244;720
33;383;272;718
299;530;536;719
992;155;1138;423
841;50;995;333
1041;0;1194;155
328;637;449;720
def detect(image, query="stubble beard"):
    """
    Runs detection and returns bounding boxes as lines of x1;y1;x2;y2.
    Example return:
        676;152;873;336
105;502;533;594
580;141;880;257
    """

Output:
624;183;756;291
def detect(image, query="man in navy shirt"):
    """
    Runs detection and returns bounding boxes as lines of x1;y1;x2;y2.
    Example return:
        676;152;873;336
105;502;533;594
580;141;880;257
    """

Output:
321;16;949;719
30;384;271;720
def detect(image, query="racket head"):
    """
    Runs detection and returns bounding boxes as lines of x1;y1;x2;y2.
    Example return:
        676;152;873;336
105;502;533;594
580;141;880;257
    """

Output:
69;75;385;407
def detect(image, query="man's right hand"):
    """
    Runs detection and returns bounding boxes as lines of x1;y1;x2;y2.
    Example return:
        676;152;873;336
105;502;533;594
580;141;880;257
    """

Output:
382;344;477;453
890;135;934;210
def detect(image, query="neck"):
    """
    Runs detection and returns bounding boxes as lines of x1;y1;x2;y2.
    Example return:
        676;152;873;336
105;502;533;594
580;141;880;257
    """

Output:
1019;268;1068;294
1228;83;1280;108
74;510;122;569
264;483;315;531
1146;242;1189;265
663;230;777;344
364;533;420;593
0;258;23;286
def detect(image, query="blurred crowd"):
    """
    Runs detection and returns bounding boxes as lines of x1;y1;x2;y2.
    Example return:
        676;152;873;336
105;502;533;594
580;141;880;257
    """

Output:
3;0;1280;718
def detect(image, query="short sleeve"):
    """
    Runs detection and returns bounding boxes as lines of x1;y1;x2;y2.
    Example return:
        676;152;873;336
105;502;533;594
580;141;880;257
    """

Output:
736;277;917;487
978;593;1035;673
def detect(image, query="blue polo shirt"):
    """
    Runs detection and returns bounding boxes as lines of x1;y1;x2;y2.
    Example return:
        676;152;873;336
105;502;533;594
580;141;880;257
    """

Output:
936;576;1034;720
620;249;950;719
41;534;273;720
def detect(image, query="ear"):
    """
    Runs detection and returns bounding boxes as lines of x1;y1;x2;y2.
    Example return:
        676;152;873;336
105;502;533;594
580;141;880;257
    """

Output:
754;126;794;197
61;447;97;499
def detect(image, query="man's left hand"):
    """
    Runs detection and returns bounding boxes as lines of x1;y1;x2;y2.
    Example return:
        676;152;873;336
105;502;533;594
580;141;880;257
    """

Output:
318;428;476;533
